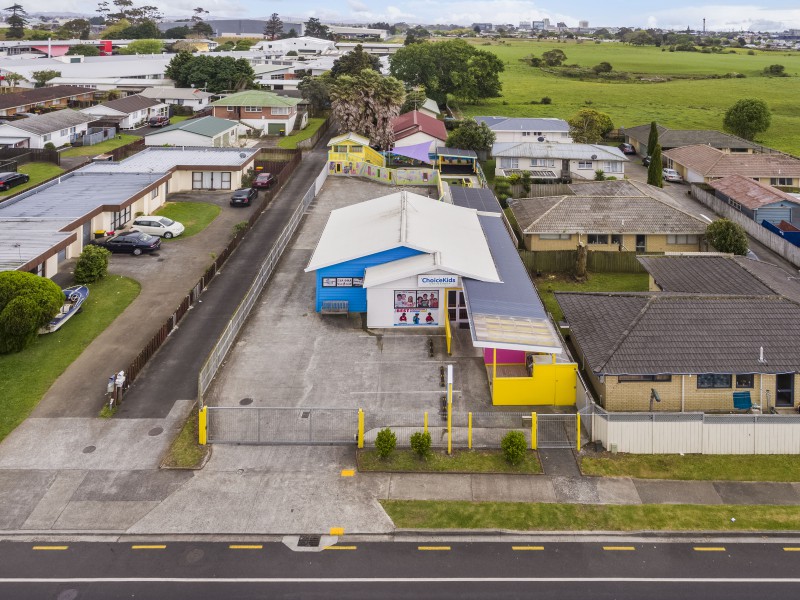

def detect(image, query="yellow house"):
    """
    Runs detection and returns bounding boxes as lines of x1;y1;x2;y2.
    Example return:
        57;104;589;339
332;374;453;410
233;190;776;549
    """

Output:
327;132;385;167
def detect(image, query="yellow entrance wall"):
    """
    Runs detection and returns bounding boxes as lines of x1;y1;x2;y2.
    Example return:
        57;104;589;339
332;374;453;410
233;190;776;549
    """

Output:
491;358;578;406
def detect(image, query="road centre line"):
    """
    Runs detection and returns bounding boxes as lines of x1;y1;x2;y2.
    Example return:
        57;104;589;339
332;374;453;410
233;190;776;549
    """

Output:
31;546;68;551
418;546;451;551
341;469;355;477
229;545;263;550
783;548;800;552
131;545;166;550
324;546;357;550
603;547;635;551
512;546;544;551
694;547;726;552
6;577;800;583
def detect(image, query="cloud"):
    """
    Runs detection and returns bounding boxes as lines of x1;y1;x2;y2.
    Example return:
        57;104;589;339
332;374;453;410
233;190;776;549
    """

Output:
628;5;800;31
347;0;370;13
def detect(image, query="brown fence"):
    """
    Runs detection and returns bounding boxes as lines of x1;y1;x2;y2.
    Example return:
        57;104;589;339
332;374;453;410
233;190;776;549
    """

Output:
123;150;303;389
109;138;146;161
0;147;60;166
519;249;649;274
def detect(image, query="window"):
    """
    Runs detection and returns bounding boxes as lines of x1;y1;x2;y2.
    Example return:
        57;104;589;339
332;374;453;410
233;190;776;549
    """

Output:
69;127;76;134
59;129;68;136
522;131;531;137
736;374;755;388
588;234;609;245
697;374;732;389
499;157;519;169
348;145;363;153
577;160;592;169
150;187;158;199
530;158;555;167
618;375;672;382
271;107;290;115
539;233;571;240
728;199;742;210
43;134;51;142
270;74;285;80
111;206;132;230
244;106;260;112
603;161;623;173
771;177;792;186
226;106;234;112
667;234;699;245
611;234;623;245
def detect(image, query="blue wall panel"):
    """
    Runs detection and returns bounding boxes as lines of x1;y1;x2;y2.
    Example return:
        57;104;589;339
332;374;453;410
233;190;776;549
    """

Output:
314;246;424;312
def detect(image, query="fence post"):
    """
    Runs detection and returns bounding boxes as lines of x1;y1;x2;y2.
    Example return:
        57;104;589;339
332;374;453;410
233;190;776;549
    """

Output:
423;411;428;434
468;412;472;449
531;412;537;450
198;406;207;445
447;365;453;455
576;413;581;452
357;408;364;449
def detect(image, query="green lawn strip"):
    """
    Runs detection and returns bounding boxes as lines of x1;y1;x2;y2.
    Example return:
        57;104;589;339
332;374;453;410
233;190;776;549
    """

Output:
359;448;541;474
277;117;327;149
161;406;208;468
60;133;141;157
170;115;191;124
535;272;649;322
480;159;496;187
382;500;800;531
153;201;221;239
0;275;140;442
581;454;800;482
0;162;64;197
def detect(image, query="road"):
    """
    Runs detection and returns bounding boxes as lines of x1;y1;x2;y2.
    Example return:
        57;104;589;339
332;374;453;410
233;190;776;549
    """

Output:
2;539;800;599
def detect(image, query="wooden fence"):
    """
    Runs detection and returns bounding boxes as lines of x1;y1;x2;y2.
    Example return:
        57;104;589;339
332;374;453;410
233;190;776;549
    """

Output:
123;150;303;389
519;249;649;274
0;147;60;166
109;138;146;161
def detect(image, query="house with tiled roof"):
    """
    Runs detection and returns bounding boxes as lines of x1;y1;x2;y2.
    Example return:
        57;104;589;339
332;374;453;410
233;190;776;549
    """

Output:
475;116;572;144
391;110;447;152
664;144;800;186
80;94;167;130
707;174;800;226
211;90;304;136
621;124;759;155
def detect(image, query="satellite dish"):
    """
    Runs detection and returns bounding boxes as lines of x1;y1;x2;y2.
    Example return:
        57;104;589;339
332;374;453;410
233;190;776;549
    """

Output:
591;154;598;159
239;152;246;158
537;136;545;142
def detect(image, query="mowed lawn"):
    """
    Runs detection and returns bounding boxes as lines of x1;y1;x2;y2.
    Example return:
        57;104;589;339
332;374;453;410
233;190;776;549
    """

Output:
0;275;140;442
60;133;141;157
0;162;64;197
278;117;327;149
459;39;800;155
154;201;221;239
535;272;649;322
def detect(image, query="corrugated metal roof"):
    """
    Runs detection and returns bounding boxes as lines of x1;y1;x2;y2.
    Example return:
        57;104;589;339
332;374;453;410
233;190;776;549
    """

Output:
436;146;477;158
147;116;239;138
0;226;74;271
493;142;627;161
709;174;800;209
475;116;570;132
140;87;213;101
83;147;257;173
211;90;300;108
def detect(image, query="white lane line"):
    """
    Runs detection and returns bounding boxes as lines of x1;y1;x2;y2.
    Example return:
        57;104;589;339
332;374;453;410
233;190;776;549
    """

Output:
1;577;800;583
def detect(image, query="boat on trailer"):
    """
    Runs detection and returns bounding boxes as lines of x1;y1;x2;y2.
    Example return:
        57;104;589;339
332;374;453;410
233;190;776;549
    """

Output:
39;285;89;334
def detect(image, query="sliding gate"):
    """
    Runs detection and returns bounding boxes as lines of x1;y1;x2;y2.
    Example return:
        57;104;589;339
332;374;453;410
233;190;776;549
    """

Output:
207;407;359;445
537;414;578;449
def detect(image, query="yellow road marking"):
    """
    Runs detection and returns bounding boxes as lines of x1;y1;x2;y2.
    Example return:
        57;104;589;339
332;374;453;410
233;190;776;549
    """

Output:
131;545;166;550
418;546;451;551
229;545;263;550
324;546;357;550
32;546;68;551
694;547;726;552
512;546;544;551
784;547;800;552
330;527;345;536
603;546;635;551
341;469;355;477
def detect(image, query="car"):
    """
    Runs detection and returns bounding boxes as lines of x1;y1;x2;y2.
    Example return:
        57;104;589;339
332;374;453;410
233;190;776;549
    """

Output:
130;215;185;238
92;231;161;255
662;168;683;183
252;172;276;189
618;143;636;155
0;171;30;191
230;187;258;207
641;156;651;166
148;115;170;128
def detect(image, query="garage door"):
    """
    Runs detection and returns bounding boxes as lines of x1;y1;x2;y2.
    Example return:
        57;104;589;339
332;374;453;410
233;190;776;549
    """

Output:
268;122;286;136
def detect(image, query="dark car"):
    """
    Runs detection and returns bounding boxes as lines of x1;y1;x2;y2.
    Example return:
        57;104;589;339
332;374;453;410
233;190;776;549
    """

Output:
93;231;161;255
618;143;636;155
0;171;30;191
252;172;276;189
149;115;170;128
230;187;258;207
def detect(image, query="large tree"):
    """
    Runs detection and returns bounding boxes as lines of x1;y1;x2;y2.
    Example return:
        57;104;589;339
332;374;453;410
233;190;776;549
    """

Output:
298;74;331;116
31;69;61;88
165;52;256;93
567;108;614;143
541;48;567;66
330;44;381;78
119;38;163;54
0;271;63;354
329;68;405;150
647;144;663;187
4;3;27;39
304;17;330;39
56;18;91;39
445;119;495;153
264;12;283;40
705;219;748;255
647;121;659;157
723;98;771;141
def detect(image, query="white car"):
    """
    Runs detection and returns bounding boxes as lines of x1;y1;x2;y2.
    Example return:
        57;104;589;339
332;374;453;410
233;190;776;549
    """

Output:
130;215;185;239
662;168;683;183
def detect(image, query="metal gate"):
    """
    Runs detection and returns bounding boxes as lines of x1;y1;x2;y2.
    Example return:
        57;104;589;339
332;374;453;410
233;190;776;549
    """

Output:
537;414;577;449
207;407;359;445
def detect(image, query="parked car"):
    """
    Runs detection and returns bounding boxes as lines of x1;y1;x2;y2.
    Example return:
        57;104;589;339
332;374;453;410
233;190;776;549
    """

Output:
642;156;651;166
0;171;30;191
618;143;636;155
662;168;683;183
230;187;258;207
131;215;185;239
92;231;161;255
252;172;276;190
149;115;170;128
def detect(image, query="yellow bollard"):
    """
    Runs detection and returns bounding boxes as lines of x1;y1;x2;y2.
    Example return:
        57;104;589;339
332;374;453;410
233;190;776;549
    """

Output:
357;408;364;449
576;413;581;452
198;406;207;445
447;365;453;455
468;412;472;449
424;411;428;434
531;412;537;450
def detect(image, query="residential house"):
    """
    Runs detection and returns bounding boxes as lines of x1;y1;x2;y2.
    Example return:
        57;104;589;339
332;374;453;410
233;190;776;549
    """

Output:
253;64;299;91
0;109;95;148
211;90;303;136
708;174;800;226
492;142;627;180
621;124;759;155
327;132;384;167
139;87;214;112
419;98;440;119
0;85;95;117
557;291;800;412
81;94;167;130
475;116;572;144
391;110;447;152
663;144;800;186
507;180;707;252
144;116;240;147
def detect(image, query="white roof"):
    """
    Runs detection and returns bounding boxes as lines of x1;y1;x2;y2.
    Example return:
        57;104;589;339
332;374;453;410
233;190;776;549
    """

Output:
140;86;213;100
493;142;628;161
82;147;257;173
305;191;500;283
364;256;454;288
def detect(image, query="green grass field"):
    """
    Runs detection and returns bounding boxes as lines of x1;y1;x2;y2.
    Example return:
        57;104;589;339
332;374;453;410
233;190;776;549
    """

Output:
0;162;64;197
278;117;327;149
460;39;800;155
535;272;649;322
154;202;221;239
0;275;140;442
61;134;141;157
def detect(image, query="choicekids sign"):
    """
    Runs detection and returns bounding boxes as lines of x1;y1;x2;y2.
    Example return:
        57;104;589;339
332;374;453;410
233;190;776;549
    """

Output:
417;275;458;288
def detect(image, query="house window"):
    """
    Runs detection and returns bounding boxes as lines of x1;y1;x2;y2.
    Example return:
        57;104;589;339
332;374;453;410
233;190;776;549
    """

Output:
603;161;623;173
271;107;290;115
226;106;234;112
111;205;132;230
150;187;158;199
697;374;732;389
587;234;609;245
43;134;51;142
611;234;623;245
736;374;755;388
530;158;555;167
667;234;699;245
59;129;68;136
728;199;742;210
539;233;570;240
69;127;76;134
499;157;519;169
771;177;792;186
348;145;363;153
244;106;260;112
618;375;672;382
577;160;592;169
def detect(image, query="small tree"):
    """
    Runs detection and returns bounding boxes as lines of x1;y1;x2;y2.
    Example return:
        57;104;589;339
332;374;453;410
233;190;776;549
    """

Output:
264;12;283;40
647;143;663;187
410;431;431;459
74;245;111;284
0;271;63;353
330;44;381;78
541;48;567;66
31;70;61;88
298;74;331;116
119;39;163;55
705;219;749;255
567;108;614;144
592;61;612;74
723;98;771;141
66;44;100;56
501;430;527;465
594;169;606;181
763;64;786;76
445;119;496;153
647;121;659;157
375;427;397;459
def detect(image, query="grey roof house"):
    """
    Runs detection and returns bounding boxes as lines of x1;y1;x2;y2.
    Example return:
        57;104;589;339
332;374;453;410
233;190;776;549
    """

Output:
621;124;760;155
492;142;627;180
80;94;167;129
475;116;572;144
145;116;240;148
0;109;95;149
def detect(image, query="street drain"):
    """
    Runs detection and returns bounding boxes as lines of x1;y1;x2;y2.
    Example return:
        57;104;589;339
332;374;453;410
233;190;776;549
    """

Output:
300;411;310;419
297;535;321;547
82;445;96;454
148;427;163;436
240;397;253;406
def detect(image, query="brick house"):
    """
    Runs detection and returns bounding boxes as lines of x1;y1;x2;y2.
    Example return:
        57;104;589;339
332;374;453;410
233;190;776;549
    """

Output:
210;90;304;136
0;85;95;117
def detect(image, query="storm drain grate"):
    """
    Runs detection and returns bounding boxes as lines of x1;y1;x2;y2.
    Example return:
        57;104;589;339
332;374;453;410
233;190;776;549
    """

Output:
297;535;321;547
300;411;311;419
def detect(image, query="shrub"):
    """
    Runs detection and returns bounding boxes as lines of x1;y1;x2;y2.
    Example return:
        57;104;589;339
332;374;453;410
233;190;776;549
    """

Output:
44;142;56;150
763;64;786;77
233;221;249;236
240;168;256;188
410;431;431;458
74;245;110;284
540;96;552;104
705;219;749;255
0;271;63;353
375;427;396;459
501;430;527;465
747;49;756;55
594;169;606;181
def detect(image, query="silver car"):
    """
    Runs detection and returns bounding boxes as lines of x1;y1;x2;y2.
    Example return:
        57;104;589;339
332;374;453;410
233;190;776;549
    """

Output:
662;168;683;183
131;215;185;238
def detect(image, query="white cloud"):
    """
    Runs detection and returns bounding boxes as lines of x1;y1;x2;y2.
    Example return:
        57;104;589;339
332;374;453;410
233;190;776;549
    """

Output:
629;5;800;31
347;0;370;13
646;15;658;28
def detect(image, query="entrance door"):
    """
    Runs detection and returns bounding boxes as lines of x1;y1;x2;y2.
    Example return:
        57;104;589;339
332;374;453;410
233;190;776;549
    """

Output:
776;373;794;407
82;222;92;246
447;290;469;329
635;235;646;253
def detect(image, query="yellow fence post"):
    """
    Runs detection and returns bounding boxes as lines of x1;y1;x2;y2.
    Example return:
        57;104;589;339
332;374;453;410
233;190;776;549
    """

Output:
468;412;472;449
198;406;207;445
576;413;581;452
531;412;536;450
358;408;364;449
424;411;428;434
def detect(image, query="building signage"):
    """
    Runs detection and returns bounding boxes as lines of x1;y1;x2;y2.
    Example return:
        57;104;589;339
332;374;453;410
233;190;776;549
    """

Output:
393;290;439;326
417;275;457;288
322;277;363;288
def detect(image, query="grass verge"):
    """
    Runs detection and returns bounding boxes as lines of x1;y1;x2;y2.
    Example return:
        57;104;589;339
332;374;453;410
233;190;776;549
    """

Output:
581;453;800;482
277;117;327;149
60;133;141;157
382;500;800;531
0;162;64;197
154;201;221;239
0;275;140;442
161;406;209;469
359;448;541;474
535;272;649;322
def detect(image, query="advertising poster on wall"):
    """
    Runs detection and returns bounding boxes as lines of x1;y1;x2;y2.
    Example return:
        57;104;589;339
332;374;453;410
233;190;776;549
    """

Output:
394;290;439;326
